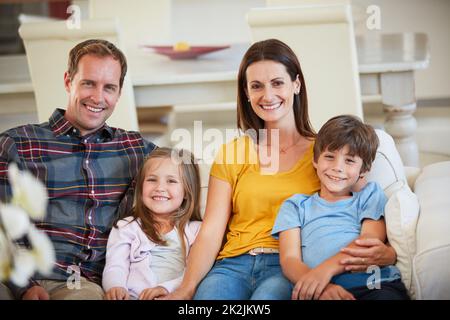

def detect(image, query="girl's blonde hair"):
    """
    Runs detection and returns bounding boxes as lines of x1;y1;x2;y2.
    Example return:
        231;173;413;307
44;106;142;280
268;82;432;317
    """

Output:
127;147;202;257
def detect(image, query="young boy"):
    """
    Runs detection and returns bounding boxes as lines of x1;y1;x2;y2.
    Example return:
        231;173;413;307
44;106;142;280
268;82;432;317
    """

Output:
272;115;409;300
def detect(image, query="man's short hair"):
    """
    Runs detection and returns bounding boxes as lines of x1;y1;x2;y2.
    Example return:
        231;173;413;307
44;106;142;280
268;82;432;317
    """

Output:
67;39;127;89
313;115;379;173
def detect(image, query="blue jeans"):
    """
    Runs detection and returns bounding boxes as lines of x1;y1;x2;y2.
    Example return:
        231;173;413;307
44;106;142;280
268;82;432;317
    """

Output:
194;254;293;300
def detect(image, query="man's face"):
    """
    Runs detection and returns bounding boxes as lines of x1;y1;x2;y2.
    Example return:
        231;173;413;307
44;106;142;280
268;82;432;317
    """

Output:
64;54;121;136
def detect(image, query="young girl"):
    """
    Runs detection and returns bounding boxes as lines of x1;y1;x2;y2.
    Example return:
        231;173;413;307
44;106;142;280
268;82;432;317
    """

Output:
102;147;202;300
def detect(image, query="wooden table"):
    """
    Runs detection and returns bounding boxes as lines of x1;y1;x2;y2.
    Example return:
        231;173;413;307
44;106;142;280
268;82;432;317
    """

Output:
0;33;429;166
357;33;429;167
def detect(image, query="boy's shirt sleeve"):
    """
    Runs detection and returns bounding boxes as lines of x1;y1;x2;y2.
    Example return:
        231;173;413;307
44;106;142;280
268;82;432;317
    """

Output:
357;181;388;223
271;194;308;239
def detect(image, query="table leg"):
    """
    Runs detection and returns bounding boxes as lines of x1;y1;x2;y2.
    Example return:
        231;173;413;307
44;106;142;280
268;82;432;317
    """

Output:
380;71;420;167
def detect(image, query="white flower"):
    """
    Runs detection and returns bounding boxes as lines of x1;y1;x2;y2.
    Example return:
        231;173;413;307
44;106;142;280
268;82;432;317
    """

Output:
28;225;55;275
0;204;30;240
0;163;55;287
9;249;36;287
0;231;11;282
8;162;48;219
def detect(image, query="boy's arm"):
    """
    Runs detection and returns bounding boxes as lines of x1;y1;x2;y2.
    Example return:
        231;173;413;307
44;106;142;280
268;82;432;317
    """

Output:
278;228;310;284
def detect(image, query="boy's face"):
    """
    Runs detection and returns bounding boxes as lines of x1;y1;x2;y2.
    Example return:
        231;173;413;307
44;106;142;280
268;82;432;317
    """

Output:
313;145;365;201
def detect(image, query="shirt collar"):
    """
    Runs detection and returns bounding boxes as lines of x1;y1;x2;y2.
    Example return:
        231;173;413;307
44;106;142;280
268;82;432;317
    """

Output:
49;108;114;139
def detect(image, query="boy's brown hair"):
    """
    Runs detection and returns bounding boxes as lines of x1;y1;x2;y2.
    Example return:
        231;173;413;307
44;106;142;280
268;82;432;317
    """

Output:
67;39;127;89
313;115;379;173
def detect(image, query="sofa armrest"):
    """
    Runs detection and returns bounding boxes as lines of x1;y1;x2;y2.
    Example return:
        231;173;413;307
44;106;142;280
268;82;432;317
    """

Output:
404;166;421;191
413;161;450;299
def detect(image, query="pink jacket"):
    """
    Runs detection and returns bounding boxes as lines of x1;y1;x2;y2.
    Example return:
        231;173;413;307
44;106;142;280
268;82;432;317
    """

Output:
102;216;201;298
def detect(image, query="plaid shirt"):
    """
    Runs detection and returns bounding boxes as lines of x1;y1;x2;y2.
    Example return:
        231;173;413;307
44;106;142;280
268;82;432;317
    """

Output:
0;109;156;286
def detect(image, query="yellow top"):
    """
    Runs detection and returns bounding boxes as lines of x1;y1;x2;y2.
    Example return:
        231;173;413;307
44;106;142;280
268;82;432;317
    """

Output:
210;135;320;259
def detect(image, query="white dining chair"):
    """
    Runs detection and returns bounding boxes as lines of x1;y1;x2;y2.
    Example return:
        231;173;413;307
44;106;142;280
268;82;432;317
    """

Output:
18;18;139;131
247;3;363;131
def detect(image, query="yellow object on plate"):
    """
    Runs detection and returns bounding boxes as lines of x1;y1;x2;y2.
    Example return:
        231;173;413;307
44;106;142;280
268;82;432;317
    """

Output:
173;42;190;52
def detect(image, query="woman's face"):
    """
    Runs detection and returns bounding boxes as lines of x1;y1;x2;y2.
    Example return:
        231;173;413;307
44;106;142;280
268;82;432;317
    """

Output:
245;60;300;127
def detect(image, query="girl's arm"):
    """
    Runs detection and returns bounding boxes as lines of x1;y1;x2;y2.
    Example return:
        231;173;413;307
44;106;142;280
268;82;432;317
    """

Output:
164;176;232;299
102;222;133;295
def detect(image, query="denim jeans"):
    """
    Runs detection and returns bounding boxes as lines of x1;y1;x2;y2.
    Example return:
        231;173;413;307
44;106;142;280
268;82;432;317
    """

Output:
194;254;293;300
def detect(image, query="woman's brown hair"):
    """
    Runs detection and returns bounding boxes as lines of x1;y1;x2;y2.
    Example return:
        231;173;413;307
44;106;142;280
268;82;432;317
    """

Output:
119;147;202;258
237;38;315;142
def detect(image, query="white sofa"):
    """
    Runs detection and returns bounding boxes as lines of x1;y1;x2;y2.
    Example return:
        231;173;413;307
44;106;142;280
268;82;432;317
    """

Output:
198;130;450;299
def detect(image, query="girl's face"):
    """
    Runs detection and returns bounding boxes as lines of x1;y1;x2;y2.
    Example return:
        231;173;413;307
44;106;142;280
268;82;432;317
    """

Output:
313;145;364;202
141;157;185;219
245;60;300;127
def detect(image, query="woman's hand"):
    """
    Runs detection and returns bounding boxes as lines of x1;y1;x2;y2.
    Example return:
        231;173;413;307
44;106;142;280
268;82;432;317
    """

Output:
139;286;169;300
319;284;355;300
158;286;195;300
105;287;130;300
340;238;397;272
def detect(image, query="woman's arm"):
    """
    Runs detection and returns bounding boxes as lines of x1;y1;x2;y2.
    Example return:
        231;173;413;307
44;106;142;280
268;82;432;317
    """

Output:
340;218;397;271
164;176;232;299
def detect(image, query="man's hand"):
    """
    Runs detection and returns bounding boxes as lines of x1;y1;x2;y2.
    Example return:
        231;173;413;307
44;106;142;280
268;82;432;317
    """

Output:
139;286;169;300
319;283;355;300
105;287;130;300
22;286;50;300
291;266;333;300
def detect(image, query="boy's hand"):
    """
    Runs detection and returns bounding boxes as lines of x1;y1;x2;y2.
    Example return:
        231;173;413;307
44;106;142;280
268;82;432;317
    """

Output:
139;286;169;300
319;283;355;300
105;287;130;300
292;265;332;300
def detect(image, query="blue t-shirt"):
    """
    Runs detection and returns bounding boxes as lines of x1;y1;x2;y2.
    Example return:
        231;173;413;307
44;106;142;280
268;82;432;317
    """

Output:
272;182;401;289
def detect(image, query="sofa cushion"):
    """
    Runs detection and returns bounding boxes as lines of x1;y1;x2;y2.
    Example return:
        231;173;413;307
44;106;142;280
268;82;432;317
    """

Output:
366;129;407;189
384;180;420;298
413;161;450;299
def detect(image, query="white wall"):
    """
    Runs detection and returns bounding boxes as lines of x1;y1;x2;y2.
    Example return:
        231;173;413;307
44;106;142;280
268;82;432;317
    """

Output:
171;0;265;45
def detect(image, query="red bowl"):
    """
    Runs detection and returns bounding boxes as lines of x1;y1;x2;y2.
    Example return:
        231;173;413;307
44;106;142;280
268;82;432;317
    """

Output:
142;45;230;60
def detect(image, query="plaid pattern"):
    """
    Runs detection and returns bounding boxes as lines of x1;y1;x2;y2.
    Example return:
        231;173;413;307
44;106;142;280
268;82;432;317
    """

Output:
0;109;156;285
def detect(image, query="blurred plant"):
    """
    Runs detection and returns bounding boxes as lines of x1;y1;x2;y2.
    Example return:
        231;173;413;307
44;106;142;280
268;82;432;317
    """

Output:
0;163;55;287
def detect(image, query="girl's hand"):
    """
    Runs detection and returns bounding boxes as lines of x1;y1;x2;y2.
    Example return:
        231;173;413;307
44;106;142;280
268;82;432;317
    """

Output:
292;266;332;300
139;286;169;300
105;287;130;300
319;283;355;300
340;238;397;272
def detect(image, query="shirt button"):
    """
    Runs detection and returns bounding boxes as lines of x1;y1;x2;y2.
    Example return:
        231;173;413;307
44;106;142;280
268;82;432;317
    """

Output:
84;139;87;143
87;245;91;250
91;190;95;194
73;129;76;133
85;160;89;165
88;216;92;220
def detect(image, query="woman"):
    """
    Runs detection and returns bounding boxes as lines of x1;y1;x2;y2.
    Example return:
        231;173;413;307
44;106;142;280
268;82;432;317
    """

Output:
166;39;397;300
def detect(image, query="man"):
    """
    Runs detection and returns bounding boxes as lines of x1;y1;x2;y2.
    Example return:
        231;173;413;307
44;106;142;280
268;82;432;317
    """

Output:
0;39;156;299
